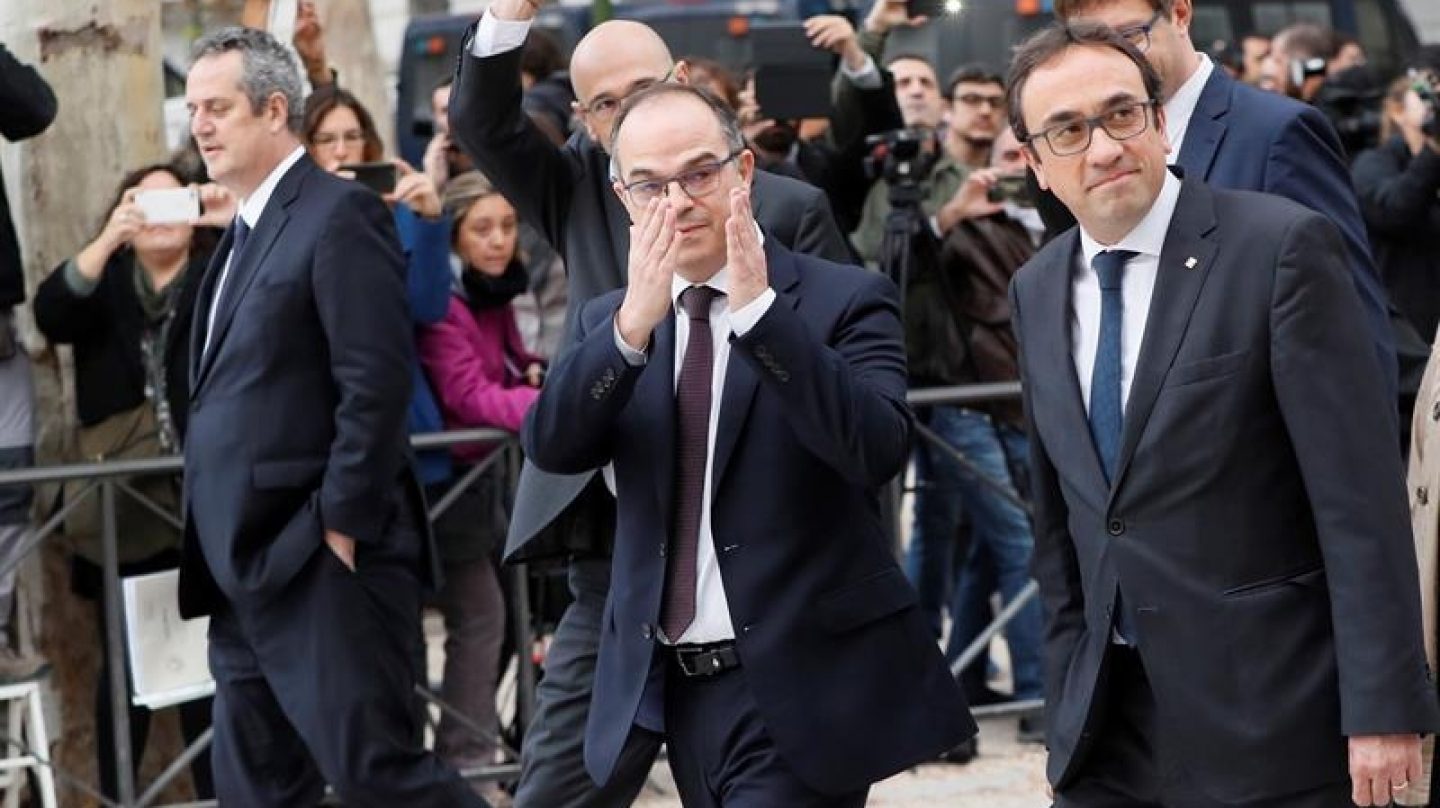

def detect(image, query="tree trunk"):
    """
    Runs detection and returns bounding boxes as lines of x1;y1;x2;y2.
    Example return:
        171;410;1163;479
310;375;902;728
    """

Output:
320;0;395;157
0;2;194;805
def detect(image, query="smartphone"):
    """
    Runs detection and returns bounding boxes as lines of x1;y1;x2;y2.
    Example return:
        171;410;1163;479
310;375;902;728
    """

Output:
749;22;835;121
907;0;947;19
340;162;398;195
135;187;200;224
987;173;1035;207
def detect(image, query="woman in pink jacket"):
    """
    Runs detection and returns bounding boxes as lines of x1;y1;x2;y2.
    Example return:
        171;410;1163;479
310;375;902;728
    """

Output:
417;171;543;805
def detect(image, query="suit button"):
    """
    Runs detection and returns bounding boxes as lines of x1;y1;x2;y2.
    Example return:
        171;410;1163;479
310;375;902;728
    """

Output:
641;624;653;640
1419;487;1430;506
742;624;753;634
1107;518;1125;536
659;543;666;558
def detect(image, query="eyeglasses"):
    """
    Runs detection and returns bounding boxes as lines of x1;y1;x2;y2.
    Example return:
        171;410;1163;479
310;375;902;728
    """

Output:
312;130;365;147
1026;100;1156;157
579;66;675;122
956;92;1006;110
1114;9;1164;53
621;149;743;206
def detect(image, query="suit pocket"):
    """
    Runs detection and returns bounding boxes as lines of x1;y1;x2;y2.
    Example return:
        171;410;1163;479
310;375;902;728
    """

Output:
816;567;918;634
251;456;327;490
1164;348;1250;389
1221;565;1325;598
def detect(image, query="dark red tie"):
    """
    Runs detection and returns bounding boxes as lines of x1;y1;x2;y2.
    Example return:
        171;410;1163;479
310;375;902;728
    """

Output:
661;285;720;641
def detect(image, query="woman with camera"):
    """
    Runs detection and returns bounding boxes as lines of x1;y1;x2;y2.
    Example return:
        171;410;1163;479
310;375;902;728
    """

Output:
32;160;231;801
416;171;543;806
1352;70;1440;340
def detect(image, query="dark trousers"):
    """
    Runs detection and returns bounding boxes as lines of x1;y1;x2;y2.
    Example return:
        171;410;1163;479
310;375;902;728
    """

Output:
514;557;659;807
1056;646;1352;808
662;658;869;808
207;525;484;808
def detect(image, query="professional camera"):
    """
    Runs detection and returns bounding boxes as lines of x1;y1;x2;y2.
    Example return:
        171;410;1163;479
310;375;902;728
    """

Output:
864;128;941;194
1412;69;1440;139
1312;65;1385;159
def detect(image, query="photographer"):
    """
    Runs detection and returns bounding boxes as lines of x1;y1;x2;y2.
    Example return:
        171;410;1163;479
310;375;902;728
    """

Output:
1353;69;1440;340
32;161;230;802
905;128;1044;750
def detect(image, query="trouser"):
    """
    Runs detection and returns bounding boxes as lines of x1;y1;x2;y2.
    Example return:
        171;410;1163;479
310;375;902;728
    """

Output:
207;523;485;808
435;556;507;771
513;556;659;808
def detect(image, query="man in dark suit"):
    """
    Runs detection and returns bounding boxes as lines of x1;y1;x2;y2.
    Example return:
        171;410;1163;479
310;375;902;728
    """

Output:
449;9;856;806
524;82;971;806
1007;23;1439;806
179;28;486;807
1051;0;1398;400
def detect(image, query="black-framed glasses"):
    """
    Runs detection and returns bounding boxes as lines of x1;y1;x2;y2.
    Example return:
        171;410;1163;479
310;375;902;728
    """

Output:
1115;9;1164;52
1027;100;1156;157
955;92;1006;110
579;66;675;121
621;149;744;205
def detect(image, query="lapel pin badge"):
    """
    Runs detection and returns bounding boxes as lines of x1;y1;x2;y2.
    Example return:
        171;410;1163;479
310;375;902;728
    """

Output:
1184;256;1198;269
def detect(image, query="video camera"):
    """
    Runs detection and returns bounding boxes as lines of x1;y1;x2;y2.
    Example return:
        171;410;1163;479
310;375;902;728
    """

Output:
1412;69;1440;139
864;128;941;199
1312;66;1385;158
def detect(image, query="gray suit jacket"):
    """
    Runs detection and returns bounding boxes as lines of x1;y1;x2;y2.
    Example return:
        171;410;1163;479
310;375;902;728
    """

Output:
1012;178;1439;801
449;30;855;561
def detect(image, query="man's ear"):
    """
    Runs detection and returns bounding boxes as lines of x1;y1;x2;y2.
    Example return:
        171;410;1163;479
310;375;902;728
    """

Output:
1170;0;1193;37
1155;105;1172;157
268;92;290;134
672;60;691;86
736;148;755;188
611;180;635;222
1022;144;1049;190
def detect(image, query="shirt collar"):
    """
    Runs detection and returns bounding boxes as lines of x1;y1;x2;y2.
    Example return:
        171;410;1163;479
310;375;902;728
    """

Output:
669;222;765;307
1078;168;1182;270
1164;55;1213;145
238;145;307;229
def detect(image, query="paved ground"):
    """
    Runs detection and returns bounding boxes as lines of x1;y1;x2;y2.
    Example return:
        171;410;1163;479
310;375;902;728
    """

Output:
631;716;1050;807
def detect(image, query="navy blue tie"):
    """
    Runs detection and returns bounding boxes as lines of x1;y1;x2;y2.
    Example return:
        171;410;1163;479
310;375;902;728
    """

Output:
1088;249;1136;482
1089;249;1138;644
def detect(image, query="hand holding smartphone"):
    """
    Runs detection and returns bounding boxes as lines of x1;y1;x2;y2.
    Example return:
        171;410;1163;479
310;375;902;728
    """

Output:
339;162;399;195
134;187;201;225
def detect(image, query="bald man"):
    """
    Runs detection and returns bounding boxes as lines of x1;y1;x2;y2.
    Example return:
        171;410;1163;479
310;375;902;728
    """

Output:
449;8;855;808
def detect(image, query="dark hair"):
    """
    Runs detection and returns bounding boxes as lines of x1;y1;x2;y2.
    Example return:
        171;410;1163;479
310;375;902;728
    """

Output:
885;52;938;76
1053;0;1172;23
684;57;742;111
1006;21;1164;144
946;64;1004;98
191;27;304;133
608;83;745;178
520;28;567;82
1275;21;1336;62
302;85;385;163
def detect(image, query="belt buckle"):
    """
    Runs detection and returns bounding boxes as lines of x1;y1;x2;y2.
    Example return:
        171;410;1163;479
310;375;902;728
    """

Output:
674;643;733;677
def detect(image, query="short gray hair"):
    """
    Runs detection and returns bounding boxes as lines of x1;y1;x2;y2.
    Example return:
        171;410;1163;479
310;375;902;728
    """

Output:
607;84;745;181
191;26;304;133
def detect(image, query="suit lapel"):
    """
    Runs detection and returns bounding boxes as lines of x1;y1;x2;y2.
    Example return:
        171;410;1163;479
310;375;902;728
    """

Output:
1108;180;1219;496
711;239;798;492
637;312;677;521
1031;231;1112;497
1176;68;1230;182
190;226;235;392
192;158;309;392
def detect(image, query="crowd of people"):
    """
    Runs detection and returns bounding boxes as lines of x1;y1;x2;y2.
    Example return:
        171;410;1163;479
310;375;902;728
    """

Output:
0;0;1437;804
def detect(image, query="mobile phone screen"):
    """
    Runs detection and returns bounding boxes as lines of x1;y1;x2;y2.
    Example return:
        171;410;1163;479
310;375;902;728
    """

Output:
135;188;200;224
339;162;398;195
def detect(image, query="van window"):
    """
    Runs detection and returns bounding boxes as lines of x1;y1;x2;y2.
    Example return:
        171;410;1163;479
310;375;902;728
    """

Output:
1189;6;1235;46
1253;1;1333;34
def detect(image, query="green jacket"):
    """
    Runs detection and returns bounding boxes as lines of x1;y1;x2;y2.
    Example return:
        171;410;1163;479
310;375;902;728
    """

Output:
850;154;968;265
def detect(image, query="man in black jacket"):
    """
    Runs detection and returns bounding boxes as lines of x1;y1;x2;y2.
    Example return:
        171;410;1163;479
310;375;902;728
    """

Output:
0;41;56;681
449;9;854;807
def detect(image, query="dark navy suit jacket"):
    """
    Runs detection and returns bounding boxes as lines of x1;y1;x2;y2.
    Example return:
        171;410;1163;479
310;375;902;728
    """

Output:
1176;65;1396;397
1013;178;1439;801
523;240;973;794
179;155;431;618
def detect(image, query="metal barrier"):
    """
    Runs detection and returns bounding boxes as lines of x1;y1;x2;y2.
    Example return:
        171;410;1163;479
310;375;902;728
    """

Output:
0;381;1037;805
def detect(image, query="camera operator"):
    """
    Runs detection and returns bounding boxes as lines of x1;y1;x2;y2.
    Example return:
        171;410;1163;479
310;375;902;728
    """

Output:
1353;68;1440;341
1312;63;1387;162
905;127;1045;752
1262;21;1335;103
735;14;904;235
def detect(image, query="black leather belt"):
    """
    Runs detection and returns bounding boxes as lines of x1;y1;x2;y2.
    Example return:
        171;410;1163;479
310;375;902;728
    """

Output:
670;640;741;678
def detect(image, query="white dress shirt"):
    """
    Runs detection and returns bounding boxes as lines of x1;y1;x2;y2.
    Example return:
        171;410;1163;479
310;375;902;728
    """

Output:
203;145;307;356
1071;170;1183;411
614;233;776;644
1163;54;1214;163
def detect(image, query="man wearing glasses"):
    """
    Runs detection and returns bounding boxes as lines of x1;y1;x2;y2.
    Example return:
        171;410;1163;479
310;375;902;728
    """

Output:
1052;0;1397;404
1009;22;1437;807
448;7;854;808
524;81;972;806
